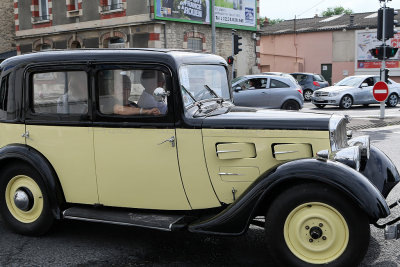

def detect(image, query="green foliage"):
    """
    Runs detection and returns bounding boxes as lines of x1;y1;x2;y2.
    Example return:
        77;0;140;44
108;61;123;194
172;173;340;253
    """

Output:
321;6;353;17
260;17;284;26
215;0;234;8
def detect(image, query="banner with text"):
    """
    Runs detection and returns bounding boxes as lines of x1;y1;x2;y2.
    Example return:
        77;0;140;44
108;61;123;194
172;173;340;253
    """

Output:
356;30;400;69
154;0;257;30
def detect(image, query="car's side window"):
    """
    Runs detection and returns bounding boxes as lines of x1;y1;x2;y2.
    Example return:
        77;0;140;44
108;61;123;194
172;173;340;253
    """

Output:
97;69;168;116
0;74;9;120
32;71;88;114
362;77;375;87
269;79;289;88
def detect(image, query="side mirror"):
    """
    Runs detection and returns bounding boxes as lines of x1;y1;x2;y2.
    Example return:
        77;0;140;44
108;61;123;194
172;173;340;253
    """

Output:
234;87;242;92
361;83;369;88
153;87;169;102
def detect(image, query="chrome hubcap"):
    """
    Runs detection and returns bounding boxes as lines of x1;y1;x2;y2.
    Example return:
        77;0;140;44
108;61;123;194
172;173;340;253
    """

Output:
304;91;312;100
342;97;352;108
13;187;33;212
389;95;398;106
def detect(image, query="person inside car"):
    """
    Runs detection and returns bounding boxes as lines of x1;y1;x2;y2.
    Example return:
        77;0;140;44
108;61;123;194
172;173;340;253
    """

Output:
137;70;168;114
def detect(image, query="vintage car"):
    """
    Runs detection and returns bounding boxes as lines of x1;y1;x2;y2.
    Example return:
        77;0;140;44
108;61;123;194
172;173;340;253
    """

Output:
0;49;399;267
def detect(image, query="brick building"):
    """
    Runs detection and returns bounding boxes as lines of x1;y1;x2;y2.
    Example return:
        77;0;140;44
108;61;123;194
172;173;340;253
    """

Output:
0;0;17;62
14;0;261;76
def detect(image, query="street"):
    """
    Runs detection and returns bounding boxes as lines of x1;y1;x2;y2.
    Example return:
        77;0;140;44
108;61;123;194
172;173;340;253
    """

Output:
1;107;400;266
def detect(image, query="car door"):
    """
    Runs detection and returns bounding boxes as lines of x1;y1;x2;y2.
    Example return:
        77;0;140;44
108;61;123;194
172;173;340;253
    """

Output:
357;77;375;104
233;78;270;107
92;65;190;210
25;67;99;205
267;78;293;108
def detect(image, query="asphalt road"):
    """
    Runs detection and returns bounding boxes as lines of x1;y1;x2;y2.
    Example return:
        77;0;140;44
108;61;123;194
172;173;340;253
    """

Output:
1;114;400;266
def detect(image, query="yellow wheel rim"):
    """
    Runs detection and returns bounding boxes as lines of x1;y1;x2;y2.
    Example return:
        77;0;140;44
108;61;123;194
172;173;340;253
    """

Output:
5;175;44;223
284;202;349;264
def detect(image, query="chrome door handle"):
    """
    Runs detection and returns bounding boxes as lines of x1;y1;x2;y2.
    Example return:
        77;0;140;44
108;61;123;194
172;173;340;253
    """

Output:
21;131;29;138
158;136;175;147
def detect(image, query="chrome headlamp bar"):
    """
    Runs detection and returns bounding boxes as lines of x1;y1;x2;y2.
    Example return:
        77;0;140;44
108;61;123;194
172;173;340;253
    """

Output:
348;135;370;159
329;115;351;152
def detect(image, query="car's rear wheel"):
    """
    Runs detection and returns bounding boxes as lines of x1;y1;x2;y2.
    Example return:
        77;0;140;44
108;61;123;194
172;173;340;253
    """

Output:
282;100;300;110
314;104;326;109
339;95;353;109
386;93;398;107
265;183;370;267
0;162;54;236
303;89;313;101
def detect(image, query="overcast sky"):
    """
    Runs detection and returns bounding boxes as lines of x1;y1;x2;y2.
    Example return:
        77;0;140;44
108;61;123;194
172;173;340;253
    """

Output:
259;0;400;20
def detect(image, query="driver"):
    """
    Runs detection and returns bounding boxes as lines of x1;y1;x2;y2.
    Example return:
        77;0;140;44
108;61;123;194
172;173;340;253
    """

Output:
137;70;168;114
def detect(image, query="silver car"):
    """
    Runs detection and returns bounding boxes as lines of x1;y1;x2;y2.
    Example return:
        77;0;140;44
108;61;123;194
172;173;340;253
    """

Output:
232;75;304;110
311;75;400;109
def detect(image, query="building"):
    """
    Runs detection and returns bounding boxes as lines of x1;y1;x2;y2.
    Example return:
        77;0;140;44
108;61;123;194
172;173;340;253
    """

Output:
0;0;17;62
14;0;261;77
260;11;400;84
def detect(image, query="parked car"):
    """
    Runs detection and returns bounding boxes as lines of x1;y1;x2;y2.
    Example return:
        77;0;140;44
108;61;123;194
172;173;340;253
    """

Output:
232;74;304;110
0;50;400;267
312;75;400;109
262;71;300;85
291;72;330;101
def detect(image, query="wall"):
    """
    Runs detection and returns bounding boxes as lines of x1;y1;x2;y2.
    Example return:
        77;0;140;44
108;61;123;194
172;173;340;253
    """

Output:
0;0;15;54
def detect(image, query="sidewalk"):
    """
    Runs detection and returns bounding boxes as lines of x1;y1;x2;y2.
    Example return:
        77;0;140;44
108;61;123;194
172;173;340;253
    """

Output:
348;115;400;130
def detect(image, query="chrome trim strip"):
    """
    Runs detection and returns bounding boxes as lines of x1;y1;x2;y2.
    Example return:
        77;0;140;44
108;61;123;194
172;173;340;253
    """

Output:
63;215;172;232
218;172;243;176
274;150;298;155
216;150;241;154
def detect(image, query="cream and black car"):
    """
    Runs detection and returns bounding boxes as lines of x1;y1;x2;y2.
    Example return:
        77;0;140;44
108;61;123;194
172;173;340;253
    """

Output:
0;49;399;267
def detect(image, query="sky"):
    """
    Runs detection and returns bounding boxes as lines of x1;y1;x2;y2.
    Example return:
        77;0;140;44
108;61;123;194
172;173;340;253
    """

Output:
259;0;400;20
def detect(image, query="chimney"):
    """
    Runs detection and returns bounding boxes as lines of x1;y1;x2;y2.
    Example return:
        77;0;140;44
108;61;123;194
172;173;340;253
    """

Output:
349;15;354;27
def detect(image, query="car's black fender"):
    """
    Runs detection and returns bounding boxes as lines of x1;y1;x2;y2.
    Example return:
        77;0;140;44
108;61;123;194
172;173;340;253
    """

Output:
361;145;400;198
0;144;64;219
188;158;390;236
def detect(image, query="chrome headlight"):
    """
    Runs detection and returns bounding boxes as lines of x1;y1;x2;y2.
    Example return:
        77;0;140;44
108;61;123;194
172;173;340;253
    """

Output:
333;146;361;171
328;92;340;97
329;115;350;152
348;135;370;159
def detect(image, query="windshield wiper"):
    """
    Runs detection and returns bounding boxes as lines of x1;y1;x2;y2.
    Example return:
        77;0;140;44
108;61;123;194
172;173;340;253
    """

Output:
181;85;198;103
204;84;220;98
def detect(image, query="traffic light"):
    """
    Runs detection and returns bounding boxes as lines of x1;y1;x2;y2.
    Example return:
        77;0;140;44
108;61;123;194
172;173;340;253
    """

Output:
233;34;242;55
369;45;398;60
382;68;390;83
227;56;234;65
377;8;398;41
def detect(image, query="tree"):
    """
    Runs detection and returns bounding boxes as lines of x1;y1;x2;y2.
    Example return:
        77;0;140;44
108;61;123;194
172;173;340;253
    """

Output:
321;6;353;17
260;17;284;26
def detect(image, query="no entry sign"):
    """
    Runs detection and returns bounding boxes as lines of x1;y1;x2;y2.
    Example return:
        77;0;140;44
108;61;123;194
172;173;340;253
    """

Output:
373;81;389;102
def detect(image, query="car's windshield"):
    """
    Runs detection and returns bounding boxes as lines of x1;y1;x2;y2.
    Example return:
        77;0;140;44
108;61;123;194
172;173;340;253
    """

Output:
336;76;363;87
179;65;230;107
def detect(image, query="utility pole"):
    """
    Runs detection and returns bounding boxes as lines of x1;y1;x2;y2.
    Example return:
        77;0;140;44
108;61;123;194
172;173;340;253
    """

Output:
380;1;387;119
211;0;216;54
231;29;236;80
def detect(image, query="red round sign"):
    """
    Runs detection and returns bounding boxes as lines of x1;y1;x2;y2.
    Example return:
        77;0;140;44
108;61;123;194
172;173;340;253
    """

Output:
373;81;389;102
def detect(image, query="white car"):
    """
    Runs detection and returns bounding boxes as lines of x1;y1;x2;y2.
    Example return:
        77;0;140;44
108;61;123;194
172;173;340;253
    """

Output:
311;75;400;109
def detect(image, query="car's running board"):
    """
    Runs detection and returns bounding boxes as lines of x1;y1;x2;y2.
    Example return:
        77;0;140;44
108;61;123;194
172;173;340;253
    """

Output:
63;206;189;231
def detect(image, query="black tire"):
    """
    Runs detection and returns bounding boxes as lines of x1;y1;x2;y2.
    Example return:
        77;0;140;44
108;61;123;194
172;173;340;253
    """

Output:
386;93;398;107
0;162;54;236
339;95;353;109
314;104;326;109
282;100;300;110
303;89;313;101
265;183;370;267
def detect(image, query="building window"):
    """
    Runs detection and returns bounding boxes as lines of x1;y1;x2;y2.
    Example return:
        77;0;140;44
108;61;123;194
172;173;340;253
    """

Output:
108;37;125;48
187;38;203;51
102;0;122;12
38;0;49;20
73;0;79;10
34;43;52;51
71;41;81;49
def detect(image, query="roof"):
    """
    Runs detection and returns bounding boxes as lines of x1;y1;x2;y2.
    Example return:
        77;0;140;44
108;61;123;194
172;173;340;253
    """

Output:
261;10;400;35
0;49;226;70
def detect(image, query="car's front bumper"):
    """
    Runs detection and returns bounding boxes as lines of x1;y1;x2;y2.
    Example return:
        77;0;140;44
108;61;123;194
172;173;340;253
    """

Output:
311;95;341;105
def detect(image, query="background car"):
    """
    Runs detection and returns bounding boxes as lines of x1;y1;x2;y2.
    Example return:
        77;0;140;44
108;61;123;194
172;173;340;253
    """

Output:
311;75;400;109
290;72;330;101
232;74;304;110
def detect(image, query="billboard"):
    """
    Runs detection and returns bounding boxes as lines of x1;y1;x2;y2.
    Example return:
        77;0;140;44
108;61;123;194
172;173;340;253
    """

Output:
154;0;257;30
356;30;400;70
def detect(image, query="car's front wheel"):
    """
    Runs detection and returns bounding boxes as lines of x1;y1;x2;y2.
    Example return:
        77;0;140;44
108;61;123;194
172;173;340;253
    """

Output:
386;93;399;107
303;89;313;101
0;162;54;236
265;183;370;267
339;95;353;109
282;100;300;110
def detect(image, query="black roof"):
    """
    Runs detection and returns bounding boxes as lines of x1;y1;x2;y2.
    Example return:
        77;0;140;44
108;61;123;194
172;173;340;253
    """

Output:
0;49;226;70
261;10;400;35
